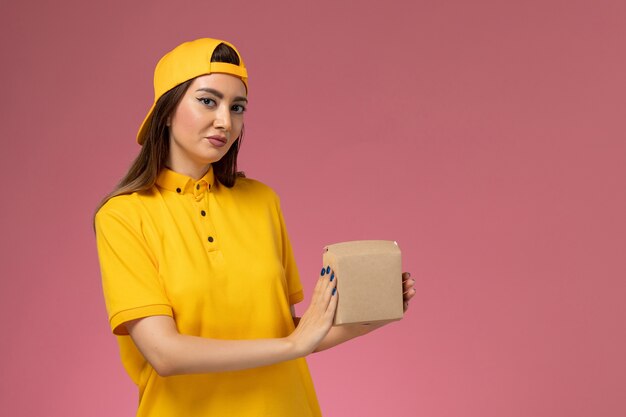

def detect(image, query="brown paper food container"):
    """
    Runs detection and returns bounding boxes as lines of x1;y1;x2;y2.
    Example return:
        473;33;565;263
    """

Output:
322;240;404;326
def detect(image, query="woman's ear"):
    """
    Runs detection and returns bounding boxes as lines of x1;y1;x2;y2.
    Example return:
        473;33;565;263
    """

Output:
166;117;171;127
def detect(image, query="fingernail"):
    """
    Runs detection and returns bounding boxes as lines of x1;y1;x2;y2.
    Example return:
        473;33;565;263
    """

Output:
321;267;326;276
332;288;337;296
330;272;334;281
326;266;331;274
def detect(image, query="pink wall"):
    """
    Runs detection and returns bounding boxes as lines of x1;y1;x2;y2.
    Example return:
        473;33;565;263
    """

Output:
1;1;625;416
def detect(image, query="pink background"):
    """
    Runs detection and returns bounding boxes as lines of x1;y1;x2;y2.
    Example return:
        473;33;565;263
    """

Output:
1;0;625;416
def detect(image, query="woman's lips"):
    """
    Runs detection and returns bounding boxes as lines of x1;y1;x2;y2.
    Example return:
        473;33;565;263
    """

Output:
205;136;227;147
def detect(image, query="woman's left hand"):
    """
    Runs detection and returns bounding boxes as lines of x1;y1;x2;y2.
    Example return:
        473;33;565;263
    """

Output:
330;271;416;342
402;272;416;312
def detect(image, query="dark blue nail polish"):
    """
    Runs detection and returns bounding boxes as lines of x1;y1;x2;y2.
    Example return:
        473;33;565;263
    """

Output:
326;266;331;274
321;267;326;276
330;272;334;281
332;288;337;296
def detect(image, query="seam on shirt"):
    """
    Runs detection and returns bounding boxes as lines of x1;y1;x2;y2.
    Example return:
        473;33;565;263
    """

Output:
289;289;304;305
110;304;173;335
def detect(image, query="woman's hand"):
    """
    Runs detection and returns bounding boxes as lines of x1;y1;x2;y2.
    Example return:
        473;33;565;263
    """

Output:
402;272;416;312
308;270;417;352
287;266;338;356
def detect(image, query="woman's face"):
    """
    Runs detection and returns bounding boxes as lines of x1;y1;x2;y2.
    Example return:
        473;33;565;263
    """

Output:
166;73;247;177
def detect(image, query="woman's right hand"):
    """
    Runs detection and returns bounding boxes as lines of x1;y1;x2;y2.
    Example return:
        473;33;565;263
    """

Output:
287;266;338;356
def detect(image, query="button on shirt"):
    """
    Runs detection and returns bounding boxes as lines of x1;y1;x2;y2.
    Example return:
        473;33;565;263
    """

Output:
95;167;320;417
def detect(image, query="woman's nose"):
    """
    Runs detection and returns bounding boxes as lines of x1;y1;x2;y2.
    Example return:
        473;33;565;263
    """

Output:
214;104;231;131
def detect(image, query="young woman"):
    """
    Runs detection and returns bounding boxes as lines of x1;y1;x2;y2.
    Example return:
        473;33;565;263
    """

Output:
94;38;416;417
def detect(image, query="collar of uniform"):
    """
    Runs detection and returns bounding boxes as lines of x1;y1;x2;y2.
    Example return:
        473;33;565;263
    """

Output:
156;166;215;196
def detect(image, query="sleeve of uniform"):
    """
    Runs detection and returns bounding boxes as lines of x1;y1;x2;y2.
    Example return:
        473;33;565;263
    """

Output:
94;201;173;335
275;196;304;305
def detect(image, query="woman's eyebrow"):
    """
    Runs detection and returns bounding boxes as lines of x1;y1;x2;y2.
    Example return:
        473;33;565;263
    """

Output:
195;87;248;103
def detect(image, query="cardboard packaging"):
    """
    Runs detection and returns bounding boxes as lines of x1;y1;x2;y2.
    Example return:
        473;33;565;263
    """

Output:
322;240;404;326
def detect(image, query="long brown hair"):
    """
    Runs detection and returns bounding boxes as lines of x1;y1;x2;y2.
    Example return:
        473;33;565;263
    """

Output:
94;43;246;217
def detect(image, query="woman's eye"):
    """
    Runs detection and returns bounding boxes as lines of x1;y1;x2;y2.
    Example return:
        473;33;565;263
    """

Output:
197;97;216;106
231;104;246;114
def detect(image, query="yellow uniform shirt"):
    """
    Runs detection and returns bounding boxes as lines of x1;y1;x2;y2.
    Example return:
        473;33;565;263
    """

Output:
95;167;321;417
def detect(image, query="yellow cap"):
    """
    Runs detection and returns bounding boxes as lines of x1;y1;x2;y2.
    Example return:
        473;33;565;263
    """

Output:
136;38;248;145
